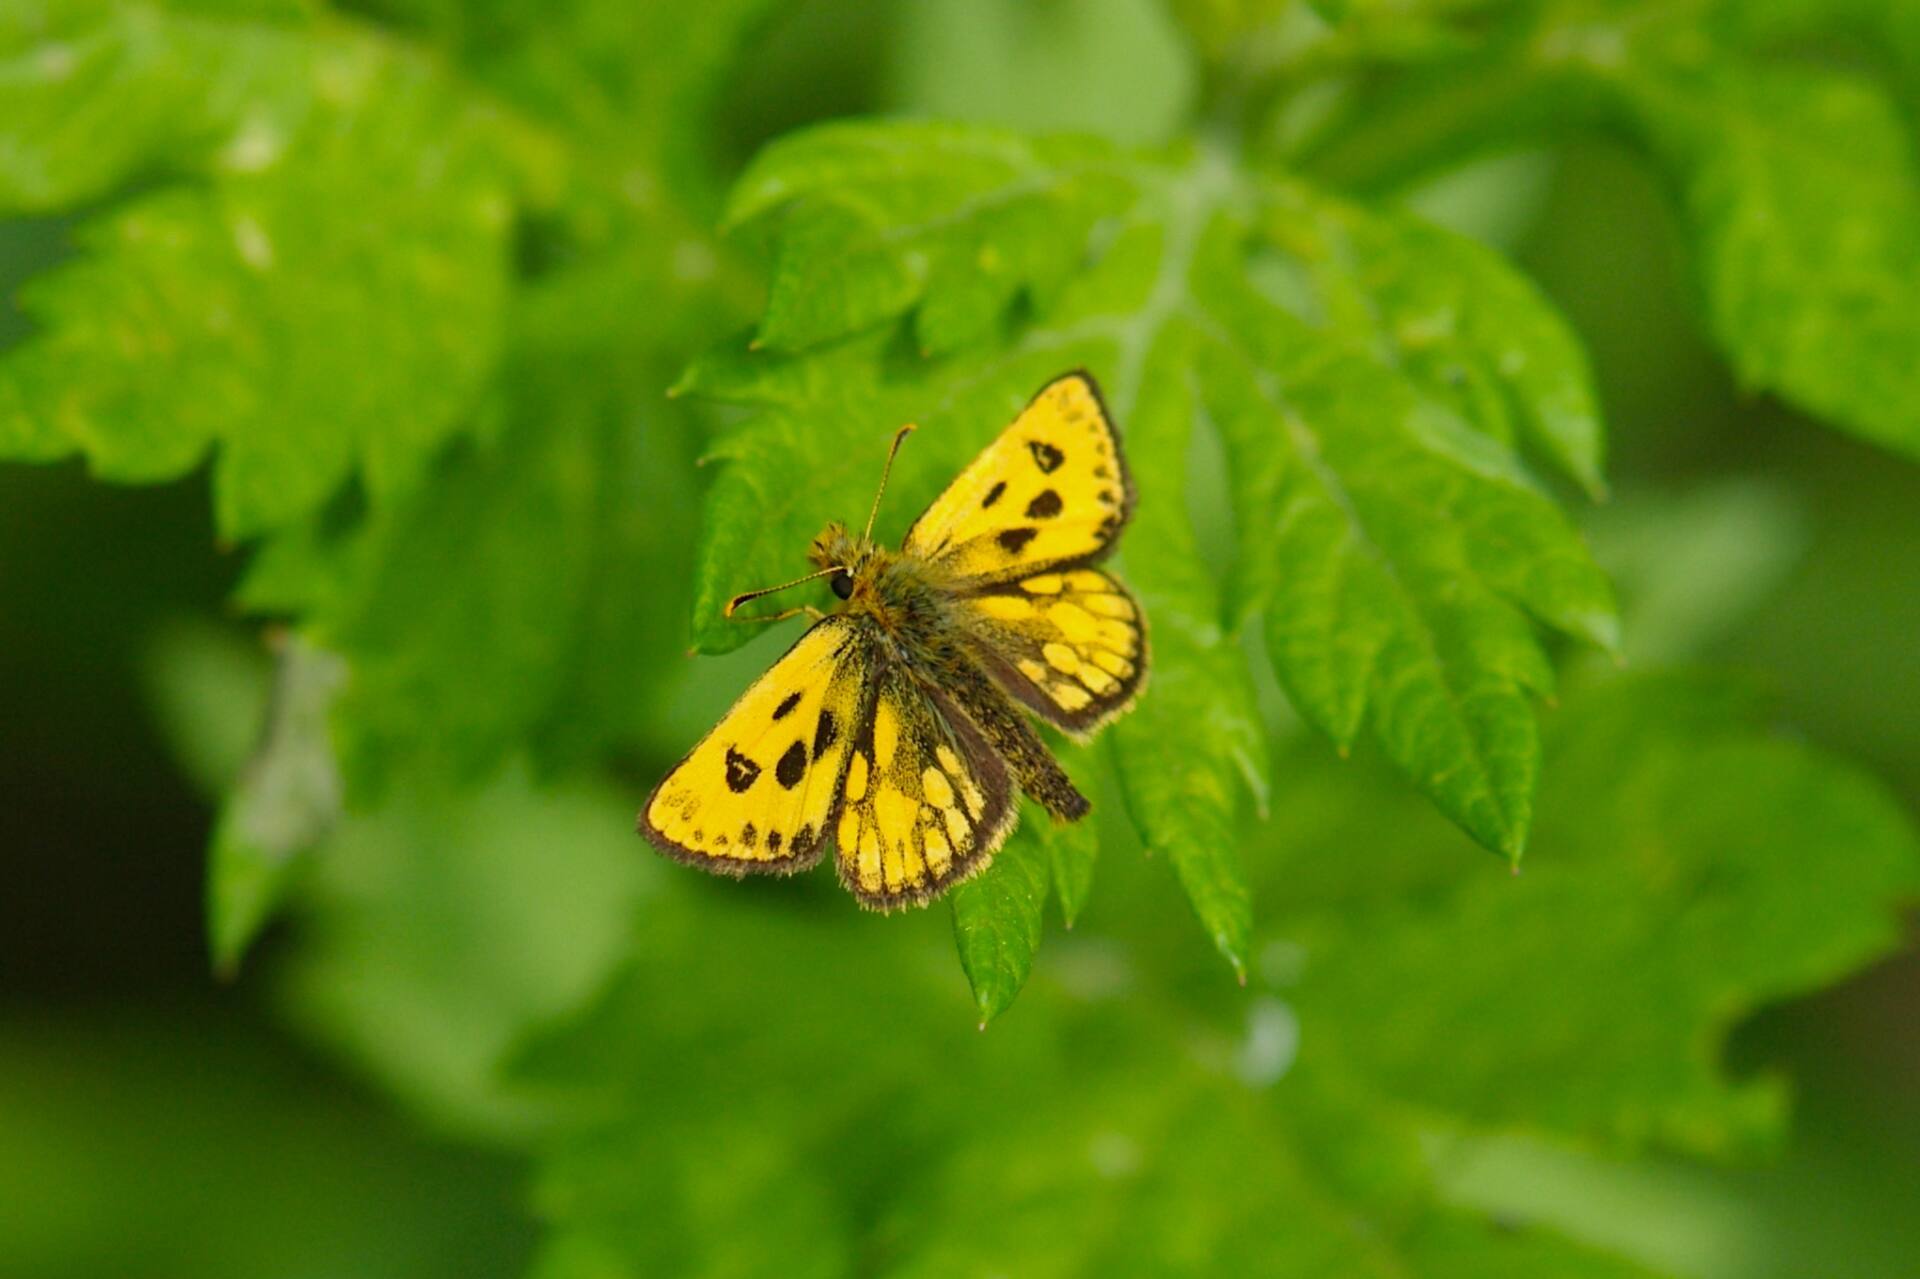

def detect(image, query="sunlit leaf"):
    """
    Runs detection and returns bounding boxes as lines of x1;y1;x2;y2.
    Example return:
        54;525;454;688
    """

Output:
0;2;555;536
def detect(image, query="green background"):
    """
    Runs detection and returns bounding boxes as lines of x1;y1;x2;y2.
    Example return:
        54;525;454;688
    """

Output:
2;2;1917;1276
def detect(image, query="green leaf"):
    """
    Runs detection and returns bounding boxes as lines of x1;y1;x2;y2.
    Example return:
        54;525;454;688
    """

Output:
1616;54;1920;460
512;887;1661;1277
887;1069;1663;1278
689;118;1614;940
1109;362;1266;977
343;0;786;213
0;2;552;537
1587;479;1805;666
1194;204;1617;859
231;225;728;789
951;740;1106;1020
282;764;649;1142
206;633;346;975
1271;671;1920;1156
724;122;1136;355
950;814;1052;1026
1047;786;1103;928
1262;185;1607;496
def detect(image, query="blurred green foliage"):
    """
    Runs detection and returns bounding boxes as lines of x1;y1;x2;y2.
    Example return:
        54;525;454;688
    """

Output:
2;1;1918;1276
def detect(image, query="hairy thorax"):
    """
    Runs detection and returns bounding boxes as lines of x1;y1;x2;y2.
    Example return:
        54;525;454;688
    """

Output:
809;521;956;657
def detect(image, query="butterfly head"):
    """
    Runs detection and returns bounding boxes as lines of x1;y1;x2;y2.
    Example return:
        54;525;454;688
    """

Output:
808;520;871;600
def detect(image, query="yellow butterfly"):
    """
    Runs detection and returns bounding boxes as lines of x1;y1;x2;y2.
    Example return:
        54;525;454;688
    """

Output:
639;371;1147;909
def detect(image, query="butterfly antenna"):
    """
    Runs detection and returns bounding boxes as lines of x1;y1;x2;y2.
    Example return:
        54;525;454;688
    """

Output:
724;566;844;617
861;423;917;543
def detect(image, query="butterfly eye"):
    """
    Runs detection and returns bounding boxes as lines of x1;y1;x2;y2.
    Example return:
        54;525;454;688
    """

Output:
831;570;854;600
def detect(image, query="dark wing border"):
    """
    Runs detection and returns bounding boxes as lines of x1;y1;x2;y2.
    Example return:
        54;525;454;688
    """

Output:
959;569;1150;739
905;368;1138;586
638;615;873;877
834;661;1019;911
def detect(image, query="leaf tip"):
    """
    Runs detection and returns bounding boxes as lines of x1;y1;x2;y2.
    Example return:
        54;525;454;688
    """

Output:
1216;933;1250;984
1582;609;1626;661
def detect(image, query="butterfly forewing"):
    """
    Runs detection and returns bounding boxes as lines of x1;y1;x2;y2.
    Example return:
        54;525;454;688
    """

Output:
957;567;1147;736
835;661;1016;909
642;616;871;873
643;369;1146;911
904;371;1132;586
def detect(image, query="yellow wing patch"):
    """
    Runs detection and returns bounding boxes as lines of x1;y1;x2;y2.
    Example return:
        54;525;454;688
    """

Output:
959;567;1147;736
641;617;869;874
834;662;1015;909
903;371;1131;585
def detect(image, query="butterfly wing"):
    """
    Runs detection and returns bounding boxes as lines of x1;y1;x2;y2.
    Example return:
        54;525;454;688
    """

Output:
834;658;1016;909
955;567;1147;737
641;616;872;874
903;371;1132;586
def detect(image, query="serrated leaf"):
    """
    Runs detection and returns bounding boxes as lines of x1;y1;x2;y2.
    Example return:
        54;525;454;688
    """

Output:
1194;213;1616;859
687;118;1614;920
0;2;549;537
1617;55;1920;459
1108;358;1265;977
950;815;1052;1025
726;122;1135;354
235;257;710;790
1257;182;1607;495
1270;671;1920;1156
355;0;787;213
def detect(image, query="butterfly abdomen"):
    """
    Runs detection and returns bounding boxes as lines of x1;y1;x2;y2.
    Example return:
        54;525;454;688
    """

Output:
923;648;1090;822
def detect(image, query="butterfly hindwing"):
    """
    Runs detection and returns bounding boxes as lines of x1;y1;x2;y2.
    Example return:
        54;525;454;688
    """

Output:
957;567;1147;736
903;371;1132;586
642;616;871;875
835;660;1016;909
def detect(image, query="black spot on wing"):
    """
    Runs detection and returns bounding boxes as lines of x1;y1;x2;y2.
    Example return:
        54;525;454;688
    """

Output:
1028;440;1065;473
997;527;1038;554
724;747;761;793
813;709;839;755
768;831;783;854
1025;489;1062;519
775;740;807;789
742;822;758;849
772;691;802;720
982;480;1006;509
